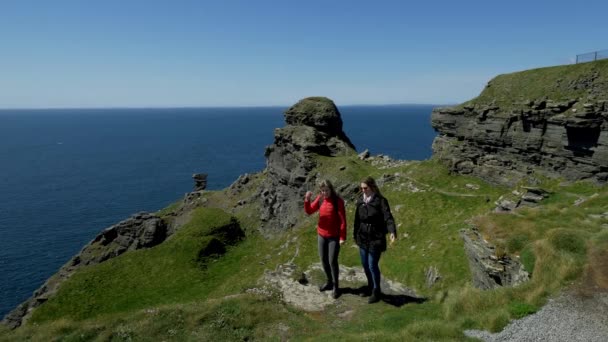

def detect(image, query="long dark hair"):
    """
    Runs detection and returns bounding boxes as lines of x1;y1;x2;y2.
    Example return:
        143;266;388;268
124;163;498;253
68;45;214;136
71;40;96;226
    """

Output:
360;176;382;196
319;179;341;214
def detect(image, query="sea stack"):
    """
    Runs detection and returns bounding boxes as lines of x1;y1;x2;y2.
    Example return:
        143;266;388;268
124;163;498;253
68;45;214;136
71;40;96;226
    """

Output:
258;97;356;232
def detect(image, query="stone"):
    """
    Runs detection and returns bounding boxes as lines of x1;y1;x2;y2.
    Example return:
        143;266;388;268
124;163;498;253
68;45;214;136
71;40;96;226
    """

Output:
261;263;424;311
465;183;480;190
358;149;370;160
495;199;519;212
425;266;441;288
460;228;529;290
192;173;208;191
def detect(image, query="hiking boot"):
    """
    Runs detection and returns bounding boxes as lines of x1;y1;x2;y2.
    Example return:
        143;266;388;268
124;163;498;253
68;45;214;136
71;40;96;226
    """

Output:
319;282;334;292
368;289;381;304
332;288;340;299
358;286;371;297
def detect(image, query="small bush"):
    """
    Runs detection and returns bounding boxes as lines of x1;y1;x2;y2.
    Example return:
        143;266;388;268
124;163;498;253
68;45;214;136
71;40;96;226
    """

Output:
461;318;477;329
549;229;587;256
507;234;530;253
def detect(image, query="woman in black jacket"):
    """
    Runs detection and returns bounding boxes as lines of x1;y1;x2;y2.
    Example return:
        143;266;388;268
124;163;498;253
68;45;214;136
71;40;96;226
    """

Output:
354;176;397;303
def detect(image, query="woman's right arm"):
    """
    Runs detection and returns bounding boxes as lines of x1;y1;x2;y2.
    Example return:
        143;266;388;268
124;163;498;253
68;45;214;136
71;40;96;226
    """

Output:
304;194;321;215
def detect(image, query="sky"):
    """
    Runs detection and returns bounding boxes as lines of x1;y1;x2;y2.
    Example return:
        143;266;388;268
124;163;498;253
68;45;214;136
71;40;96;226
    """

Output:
1;0;607;108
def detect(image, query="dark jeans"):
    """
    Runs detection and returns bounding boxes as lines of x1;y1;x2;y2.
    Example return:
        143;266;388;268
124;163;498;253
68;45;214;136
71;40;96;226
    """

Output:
359;247;382;290
318;235;340;286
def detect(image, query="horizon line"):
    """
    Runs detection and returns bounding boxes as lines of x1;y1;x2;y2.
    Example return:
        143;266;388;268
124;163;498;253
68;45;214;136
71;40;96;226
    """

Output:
0;102;456;111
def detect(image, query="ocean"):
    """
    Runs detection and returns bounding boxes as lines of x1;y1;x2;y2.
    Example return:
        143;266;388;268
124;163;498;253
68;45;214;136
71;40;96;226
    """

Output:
0;104;439;318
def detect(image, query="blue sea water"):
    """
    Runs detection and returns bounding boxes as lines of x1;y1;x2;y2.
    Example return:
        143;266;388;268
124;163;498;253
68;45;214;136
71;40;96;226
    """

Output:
0;104;438;318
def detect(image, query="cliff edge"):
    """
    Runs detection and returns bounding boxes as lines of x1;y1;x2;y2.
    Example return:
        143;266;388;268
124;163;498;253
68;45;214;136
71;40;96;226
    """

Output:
432;59;608;185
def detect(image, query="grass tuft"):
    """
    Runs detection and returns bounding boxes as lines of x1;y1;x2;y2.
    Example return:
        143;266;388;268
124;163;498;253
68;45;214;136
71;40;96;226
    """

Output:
508;301;538;319
548;229;587;256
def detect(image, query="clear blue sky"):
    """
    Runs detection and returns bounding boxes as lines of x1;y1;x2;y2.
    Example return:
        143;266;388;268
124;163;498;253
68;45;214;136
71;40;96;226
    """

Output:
1;0;607;108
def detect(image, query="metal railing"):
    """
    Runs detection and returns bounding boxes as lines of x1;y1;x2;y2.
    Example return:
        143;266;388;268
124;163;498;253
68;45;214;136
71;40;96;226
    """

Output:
576;49;608;63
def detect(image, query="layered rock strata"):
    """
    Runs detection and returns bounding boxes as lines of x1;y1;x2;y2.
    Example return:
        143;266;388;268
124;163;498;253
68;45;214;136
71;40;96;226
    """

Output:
432;99;608;185
461;228;529;290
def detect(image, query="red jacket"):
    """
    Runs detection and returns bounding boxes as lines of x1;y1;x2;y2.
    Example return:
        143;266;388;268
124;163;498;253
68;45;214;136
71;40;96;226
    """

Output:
304;195;347;241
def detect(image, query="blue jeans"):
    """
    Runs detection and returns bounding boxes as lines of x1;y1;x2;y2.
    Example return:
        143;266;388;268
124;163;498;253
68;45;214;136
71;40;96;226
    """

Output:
359;248;382;290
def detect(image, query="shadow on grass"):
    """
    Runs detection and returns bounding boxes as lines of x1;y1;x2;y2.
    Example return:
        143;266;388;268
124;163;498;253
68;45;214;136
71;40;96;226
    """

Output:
381;293;427;307
339;286;427;307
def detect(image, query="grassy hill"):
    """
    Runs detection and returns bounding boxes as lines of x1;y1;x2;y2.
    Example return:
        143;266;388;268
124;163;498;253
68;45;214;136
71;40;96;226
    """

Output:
2;154;606;341
459;58;608;111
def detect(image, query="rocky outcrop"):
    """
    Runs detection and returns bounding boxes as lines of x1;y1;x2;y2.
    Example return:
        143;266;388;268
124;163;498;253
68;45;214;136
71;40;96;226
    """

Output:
461;228;529;290
494;187;551;212
192;173;208;191
83;212;168;263
259;263;425;311
256;97;356;232
431;61;608;186
2;213;168;329
432;99;608;185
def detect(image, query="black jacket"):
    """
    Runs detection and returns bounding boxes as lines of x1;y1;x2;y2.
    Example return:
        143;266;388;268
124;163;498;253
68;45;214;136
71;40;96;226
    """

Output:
354;194;396;252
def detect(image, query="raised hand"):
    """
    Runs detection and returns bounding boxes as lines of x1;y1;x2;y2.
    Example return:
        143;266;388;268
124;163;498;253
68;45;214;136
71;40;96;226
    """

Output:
305;191;313;201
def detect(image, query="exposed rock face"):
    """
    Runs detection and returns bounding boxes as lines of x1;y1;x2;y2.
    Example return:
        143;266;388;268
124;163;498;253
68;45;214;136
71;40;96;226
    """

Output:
461;228;529;290
259;263;424;311
82;212;168;264
2;213;168;329
257;97;356;232
431;100;608;185
192;173;208;191
494;187;551;213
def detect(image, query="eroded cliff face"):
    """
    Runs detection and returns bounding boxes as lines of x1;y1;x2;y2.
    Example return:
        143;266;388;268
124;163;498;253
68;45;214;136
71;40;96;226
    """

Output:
257;97;356;232
2;213;169;329
431;63;608;185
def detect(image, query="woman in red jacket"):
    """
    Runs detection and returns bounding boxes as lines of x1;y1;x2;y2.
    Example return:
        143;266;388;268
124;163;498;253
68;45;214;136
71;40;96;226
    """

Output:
304;179;347;299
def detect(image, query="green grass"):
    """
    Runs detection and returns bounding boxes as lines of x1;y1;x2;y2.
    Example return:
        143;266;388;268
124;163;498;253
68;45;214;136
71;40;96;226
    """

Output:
508;301;538;319
29;207;243;322
461;58;608;109
4;156;607;341
7;60;608;340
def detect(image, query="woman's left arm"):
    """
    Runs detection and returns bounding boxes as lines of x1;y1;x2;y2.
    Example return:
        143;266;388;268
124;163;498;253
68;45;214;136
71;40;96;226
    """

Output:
381;197;397;236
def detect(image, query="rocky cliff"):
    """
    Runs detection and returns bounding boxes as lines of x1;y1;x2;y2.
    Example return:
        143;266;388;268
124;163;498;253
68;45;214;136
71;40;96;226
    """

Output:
3;209;244;329
256;96;356;232
2;213;168;328
431;60;608;185
2;96;355;329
